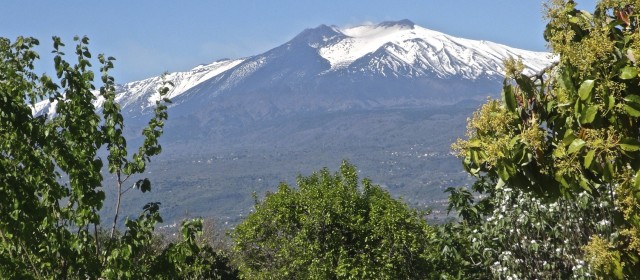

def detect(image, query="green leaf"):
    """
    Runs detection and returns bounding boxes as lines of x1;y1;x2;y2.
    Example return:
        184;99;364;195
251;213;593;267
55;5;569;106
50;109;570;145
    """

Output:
555;172;570;188
620;65;638;80
562;129;577;146
605;93;615;111
470;150;479;166
623;94;640;116
135;178;151;193
509;134;521;148
559;67;576;94
584;150;595;169
568;139;586;154
515;74;535;98
141;178;151;192
579;176;592;193
604;157;615;181
634;169;640;189
569;16;580;24
579;105;598;124
497;163;512;181
502;81;517;112
578;79;594;101
574;99;584;116
624;94;640;104
619;138;640;151
624;103;640;117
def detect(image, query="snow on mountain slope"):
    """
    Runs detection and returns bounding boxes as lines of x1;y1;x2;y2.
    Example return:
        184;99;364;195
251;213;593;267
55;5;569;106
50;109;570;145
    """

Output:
114;58;245;113
31;58;244;116
319;20;552;79
174;20;554;105
320;20;418;68
32;20;554;116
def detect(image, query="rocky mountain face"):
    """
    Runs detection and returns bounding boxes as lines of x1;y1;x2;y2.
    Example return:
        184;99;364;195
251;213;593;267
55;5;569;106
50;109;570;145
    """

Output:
33;20;555;224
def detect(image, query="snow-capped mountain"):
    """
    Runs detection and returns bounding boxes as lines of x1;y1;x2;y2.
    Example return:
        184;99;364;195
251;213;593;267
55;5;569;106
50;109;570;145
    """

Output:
34;20;558;223
321;19;549;78
33;20;553;118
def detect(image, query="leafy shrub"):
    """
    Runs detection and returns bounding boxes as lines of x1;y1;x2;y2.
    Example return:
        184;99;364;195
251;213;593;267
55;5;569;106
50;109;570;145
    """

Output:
232;161;435;279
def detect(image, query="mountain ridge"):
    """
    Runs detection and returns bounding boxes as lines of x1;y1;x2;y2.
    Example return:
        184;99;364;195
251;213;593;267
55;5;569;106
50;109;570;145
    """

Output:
32;20;554;118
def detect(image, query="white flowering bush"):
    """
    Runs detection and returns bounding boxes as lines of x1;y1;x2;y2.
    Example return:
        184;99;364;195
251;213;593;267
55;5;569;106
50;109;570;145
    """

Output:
478;187;615;279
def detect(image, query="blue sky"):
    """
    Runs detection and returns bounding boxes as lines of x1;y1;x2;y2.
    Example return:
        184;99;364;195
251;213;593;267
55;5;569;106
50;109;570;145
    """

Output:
2;0;597;83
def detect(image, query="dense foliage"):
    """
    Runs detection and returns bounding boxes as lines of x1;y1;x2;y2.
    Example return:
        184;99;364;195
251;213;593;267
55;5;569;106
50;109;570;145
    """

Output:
451;0;640;278
232;161;435;279
0;36;235;279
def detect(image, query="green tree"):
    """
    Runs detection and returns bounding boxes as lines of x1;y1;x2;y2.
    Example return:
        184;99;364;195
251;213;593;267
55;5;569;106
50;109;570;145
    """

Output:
453;0;640;278
232;161;435;279
149;219;238;279
0;36;236;279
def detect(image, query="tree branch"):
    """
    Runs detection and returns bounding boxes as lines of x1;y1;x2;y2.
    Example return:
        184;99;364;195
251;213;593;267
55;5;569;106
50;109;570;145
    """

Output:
530;61;559;81
110;170;123;240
